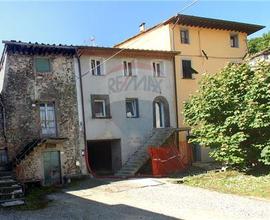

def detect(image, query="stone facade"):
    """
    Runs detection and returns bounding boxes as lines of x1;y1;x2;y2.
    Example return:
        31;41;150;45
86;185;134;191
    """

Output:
0;44;84;183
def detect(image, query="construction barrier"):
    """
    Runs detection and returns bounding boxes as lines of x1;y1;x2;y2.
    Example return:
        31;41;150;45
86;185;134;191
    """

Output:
148;145;187;176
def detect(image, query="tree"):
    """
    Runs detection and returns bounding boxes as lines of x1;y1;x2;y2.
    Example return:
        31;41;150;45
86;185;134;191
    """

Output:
184;63;270;168
248;32;270;54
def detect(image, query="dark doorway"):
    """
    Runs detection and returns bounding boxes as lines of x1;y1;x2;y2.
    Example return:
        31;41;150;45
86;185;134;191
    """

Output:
87;140;121;175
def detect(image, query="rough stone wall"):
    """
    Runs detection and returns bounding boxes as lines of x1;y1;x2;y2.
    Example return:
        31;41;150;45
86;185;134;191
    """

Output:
0;51;81;179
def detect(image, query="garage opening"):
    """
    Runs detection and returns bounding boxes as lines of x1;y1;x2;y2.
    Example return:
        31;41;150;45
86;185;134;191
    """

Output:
87;139;121;175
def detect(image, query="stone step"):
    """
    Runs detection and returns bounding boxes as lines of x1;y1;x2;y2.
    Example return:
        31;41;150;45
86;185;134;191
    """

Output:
0;199;25;207
0;191;24;200
0;179;17;187
0;171;13;177
0;175;13;180
0;185;22;194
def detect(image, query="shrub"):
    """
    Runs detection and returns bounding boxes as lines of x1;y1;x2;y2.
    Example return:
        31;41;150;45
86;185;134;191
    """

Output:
184;62;270;168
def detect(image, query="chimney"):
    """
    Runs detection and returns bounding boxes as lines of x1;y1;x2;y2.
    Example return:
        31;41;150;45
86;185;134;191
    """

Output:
139;22;146;33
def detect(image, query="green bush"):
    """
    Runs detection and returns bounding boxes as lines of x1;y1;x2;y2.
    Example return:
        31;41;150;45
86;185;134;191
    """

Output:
248;32;270;54
184;62;270;168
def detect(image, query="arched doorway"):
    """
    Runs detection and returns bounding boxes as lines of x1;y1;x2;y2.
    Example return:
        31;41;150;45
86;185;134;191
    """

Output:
153;96;170;128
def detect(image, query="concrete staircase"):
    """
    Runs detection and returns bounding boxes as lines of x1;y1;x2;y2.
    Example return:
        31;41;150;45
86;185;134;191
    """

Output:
115;127;176;177
0;170;25;207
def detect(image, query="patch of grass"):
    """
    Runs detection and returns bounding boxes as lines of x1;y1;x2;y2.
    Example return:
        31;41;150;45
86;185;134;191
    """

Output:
177;170;270;200
16;186;60;211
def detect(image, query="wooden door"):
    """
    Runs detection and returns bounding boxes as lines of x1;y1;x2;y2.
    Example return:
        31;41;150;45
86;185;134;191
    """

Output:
43;151;61;185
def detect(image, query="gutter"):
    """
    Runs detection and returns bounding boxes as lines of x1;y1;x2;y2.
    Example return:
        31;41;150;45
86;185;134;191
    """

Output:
75;50;93;175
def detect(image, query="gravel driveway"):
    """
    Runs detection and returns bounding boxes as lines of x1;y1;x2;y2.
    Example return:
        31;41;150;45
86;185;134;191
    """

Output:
0;177;270;220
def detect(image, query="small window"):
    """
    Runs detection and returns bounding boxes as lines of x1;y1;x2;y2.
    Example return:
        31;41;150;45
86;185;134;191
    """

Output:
40;103;56;137
182;60;198;79
180;29;189;44
93;100;106;118
91;95;110;119
91;59;102;76
35;58;51;72
230;34;239;48
153;62;164;77
123;61;133;76
126;98;139;118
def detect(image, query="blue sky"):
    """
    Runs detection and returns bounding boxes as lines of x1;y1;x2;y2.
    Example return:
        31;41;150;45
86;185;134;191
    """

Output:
0;1;269;52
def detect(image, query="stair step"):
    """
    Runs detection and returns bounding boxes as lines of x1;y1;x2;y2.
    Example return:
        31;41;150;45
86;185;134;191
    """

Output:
0;185;22;194
0;176;13;180
115;128;176;177
0;199;25;207
0;179;17;187
0;171;13;177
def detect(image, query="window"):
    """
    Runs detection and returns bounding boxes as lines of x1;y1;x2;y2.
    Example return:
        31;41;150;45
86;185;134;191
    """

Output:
35;57;51;72
93;100;106;117
126;98;139;118
91;59;102;76
180;29;189;44
182;60;198;79
153;61;164;77
40;103;56;137
230;34;239;48
91;95;110;118
123;61;133;76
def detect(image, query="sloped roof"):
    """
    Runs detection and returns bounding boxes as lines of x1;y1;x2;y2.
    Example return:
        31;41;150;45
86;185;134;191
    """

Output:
1;40;179;60
115;14;265;47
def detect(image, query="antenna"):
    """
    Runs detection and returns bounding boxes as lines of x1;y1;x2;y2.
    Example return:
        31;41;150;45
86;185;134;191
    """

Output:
83;36;97;46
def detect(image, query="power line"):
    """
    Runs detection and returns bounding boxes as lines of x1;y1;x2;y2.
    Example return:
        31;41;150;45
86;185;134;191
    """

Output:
79;0;199;79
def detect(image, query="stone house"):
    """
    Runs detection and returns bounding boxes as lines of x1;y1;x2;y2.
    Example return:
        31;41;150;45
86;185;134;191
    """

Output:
0;41;86;185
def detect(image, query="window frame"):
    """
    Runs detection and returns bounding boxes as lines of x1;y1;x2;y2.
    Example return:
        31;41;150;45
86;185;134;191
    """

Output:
180;29;190;44
123;60;135;77
93;99;106;118
39;102;57;137
230;33;239;48
152;61;165;77
125;98;139;118
90;58;104;76
34;57;51;73
91;95;111;119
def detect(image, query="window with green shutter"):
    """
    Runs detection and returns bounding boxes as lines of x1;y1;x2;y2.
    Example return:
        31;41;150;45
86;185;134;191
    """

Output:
35;57;51;72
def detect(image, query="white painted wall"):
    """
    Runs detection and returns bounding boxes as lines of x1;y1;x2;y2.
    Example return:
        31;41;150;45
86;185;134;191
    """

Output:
80;54;177;164
0;53;7;93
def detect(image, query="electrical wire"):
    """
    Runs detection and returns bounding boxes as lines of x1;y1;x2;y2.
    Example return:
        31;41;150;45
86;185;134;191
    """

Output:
79;0;200;79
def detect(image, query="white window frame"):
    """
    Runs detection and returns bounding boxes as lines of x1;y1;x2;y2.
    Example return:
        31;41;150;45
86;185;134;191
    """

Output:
40;103;56;137
123;59;136;76
93;99;106;118
90;58;105;76
152;60;165;77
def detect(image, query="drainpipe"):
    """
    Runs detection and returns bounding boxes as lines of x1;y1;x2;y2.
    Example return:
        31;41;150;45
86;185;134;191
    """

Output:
75;50;93;175
172;57;179;129
0;94;7;142
171;18;180;129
